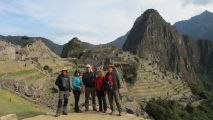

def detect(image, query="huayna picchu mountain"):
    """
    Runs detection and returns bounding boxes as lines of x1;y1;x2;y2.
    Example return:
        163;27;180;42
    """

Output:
123;9;196;81
123;9;213;93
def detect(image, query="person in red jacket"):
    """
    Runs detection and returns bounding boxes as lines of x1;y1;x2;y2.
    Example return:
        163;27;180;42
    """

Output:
95;70;107;112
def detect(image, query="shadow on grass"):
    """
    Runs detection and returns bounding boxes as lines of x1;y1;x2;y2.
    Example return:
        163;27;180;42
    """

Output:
17;111;44;120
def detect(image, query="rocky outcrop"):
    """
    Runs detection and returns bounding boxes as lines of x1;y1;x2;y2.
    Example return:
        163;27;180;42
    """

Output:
0;78;58;110
122;9;213;95
61;37;85;58
182;35;213;89
0;80;39;100
0;114;17;120
123;9;196;82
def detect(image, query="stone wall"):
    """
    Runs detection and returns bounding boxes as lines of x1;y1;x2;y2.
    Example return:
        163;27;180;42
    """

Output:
0;45;16;61
0;60;34;73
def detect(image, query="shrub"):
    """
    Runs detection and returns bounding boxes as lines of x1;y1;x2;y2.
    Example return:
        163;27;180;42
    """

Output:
43;65;53;73
123;63;138;84
144;99;213;120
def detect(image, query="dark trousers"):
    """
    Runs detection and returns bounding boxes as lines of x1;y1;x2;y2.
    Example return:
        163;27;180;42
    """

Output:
85;87;97;110
96;90;107;112
56;91;69;114
73;90;81;111
108;90;122;113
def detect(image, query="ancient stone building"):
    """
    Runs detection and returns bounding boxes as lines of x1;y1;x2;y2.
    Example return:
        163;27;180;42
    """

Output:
0;40;16;61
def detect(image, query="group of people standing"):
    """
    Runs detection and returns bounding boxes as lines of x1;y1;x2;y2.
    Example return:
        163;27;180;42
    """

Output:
55;64;123;117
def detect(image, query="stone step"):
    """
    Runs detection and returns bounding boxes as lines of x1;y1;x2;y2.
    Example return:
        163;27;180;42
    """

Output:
130;85;173;92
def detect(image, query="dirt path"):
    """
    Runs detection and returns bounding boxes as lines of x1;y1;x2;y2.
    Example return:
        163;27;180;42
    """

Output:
24;111;146;120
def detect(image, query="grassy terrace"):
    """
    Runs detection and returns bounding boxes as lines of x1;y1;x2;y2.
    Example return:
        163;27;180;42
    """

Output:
6;69;37;77
24;73;46;81
0;89;44;119
68;66;85;72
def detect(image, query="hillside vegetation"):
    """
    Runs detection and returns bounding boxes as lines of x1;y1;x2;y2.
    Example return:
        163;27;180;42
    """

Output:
0;89;46;119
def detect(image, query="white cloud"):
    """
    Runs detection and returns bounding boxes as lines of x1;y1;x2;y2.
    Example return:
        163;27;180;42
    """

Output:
182;0;213;5
0;0;213;44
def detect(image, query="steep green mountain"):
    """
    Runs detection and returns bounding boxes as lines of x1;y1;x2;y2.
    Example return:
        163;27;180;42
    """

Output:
123;9;196;81
61;37;85;58
123;9;213;92
174;10;213;41
0;35;63;56
181;35;213;88
122;8;213;120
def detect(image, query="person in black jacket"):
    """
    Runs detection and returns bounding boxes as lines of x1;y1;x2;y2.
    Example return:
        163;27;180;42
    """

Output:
82;64;97;111
105;64;123;116
55;67;71;117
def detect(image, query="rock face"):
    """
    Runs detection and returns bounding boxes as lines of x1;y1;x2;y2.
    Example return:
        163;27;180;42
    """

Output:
61;37;85;58
123;9;213;91
183;35;213;89
123;9;195;81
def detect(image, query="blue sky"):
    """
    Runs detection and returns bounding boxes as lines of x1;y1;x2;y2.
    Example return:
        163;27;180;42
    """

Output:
0;0;213;45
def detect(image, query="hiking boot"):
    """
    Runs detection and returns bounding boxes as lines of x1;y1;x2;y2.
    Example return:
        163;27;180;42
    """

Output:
55;113;60;117
110;111;116;115
62;112;68;115
93;108;97;111
75;110;82;113
118;112;124;116
85;108;89;112
98;109;103;112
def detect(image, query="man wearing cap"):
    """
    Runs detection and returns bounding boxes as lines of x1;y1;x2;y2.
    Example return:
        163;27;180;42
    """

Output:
55;67;71;117
104;64;123;116
82;64;97;111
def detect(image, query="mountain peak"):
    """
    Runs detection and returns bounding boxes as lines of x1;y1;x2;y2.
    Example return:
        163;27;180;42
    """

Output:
136;9;163;23
174;10;213;40
123;9;185;72
202;10;212;15
199;10;213;18
143;9;160;15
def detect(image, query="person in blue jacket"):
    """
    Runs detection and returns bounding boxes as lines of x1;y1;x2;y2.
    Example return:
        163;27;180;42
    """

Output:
72;70;83;113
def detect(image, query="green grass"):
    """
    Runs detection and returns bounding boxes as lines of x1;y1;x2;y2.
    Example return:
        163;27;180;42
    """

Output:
24;73;46;81
0;89;44;119
68;66;85;72
7;69;36;77
0;73;4;78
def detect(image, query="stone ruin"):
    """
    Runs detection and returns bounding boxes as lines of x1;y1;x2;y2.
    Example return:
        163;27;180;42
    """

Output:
0;40;16;61
0;39;59;61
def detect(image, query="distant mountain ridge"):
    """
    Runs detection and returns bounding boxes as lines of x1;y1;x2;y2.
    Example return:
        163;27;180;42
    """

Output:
0;35;64;56
174;10;213;40
0;34;128;56
106;32;129;49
